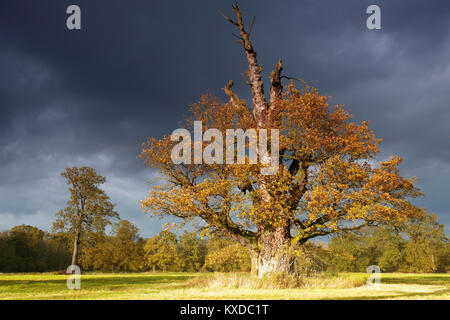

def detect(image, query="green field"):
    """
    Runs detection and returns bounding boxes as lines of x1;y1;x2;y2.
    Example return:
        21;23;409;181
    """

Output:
0;272;448;300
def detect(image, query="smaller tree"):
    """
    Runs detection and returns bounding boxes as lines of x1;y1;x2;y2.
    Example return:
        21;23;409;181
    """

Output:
53;166;119;267
177;232;207;272
86;220;145;272
144;231;179;272
373;228;406;272
403;215;448;272
109;220;145;271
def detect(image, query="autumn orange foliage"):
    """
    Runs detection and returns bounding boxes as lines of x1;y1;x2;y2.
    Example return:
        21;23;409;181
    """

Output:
139;5;425;277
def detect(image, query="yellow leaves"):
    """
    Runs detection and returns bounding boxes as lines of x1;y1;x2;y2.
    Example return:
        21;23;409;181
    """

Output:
162;222;177;232
297;151;424;231
204;242;251;272
280;85;381;164
139;84;425;242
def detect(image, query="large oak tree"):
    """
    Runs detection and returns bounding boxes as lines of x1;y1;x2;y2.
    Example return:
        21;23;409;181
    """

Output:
140;5;426;277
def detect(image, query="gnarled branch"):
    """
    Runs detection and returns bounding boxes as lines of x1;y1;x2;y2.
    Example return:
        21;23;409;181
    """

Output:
222;4;268;128
293;221;376;245
267;59;284;127
270;59;283;109
223;80;255;125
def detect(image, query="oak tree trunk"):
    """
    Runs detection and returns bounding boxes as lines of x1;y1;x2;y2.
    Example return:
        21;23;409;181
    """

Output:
220;6;298;278
251;227;295;278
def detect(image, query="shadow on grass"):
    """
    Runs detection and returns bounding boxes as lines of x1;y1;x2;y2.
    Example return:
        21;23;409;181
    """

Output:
0;274;196;288
325;287;450;300
381;275;449;286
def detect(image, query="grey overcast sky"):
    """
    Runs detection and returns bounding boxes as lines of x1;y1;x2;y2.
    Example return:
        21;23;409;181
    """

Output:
0;0;449;237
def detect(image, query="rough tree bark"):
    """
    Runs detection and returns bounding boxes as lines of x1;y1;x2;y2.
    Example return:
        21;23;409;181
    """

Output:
252;227;295;277
222;5;295;277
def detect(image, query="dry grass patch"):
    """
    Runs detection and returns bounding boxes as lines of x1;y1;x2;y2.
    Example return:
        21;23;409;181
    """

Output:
189;272;365;289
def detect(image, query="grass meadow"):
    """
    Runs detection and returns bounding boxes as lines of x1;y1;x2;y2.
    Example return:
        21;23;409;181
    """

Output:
0;272;448;300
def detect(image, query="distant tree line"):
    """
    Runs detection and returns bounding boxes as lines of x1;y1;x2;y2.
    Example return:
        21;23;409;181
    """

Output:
78;221;252;273
0;220;251;273
0;217;448;273
326;216;449;273
0;225;71;272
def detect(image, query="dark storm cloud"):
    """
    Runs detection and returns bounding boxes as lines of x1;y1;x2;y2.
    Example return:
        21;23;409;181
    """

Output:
0;0;449;236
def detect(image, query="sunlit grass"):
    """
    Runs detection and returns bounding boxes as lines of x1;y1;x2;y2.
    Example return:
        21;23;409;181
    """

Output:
0;272;448;300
